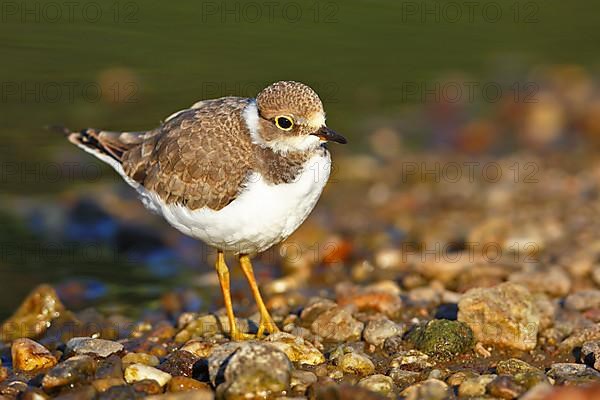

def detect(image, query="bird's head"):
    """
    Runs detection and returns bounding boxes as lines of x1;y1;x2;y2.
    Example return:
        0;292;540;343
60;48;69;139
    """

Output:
245;81;347;153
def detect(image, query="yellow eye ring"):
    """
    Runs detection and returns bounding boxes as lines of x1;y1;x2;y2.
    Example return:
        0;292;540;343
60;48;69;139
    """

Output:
275;115;294;131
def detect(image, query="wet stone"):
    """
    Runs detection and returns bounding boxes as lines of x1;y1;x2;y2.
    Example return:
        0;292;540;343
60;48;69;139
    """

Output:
179;341;214;358
400;378;449;400
486;375;525;399
146;391;214;400
0;380;29;397
158;350;199;378
92;378;126;393
95;355;123;380
336;282;403;317
357;374;395;395
382;335;405;355
309;382;388;400
96;384;141;400
290;370;317;394
122;352;160;367
264;332;325;365
42;355;96;390
564;290;600;311
458;374;497;397
495;358;547;389
458;282;540;351
124;364;172;387
387;368;420;388
311;306;364;342
582;340;600;370
363;317;403;346
11;338;57;372
53;385;96;400
132;379;162;395
167;376;210;392
389;350;433;370
208;341;291;399
337;352;375;376
66;337;123;358
546;363;600;384
0;285;69;341
406;319;474;360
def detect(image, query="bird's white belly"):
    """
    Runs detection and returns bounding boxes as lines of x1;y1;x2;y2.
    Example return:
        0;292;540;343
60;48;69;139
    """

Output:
143;151;331;254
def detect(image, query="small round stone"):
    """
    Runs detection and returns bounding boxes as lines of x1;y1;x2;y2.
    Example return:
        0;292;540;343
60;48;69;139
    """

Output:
337;352;375;376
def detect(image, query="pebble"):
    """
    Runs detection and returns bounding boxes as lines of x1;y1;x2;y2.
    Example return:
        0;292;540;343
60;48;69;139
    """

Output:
458;374;497;397
158;350;199;377
208;341;291;399
264;332;325;365
1;284;68;341
11;338;57;372
42;355;96;390
290;370;317;393
179;340;214;358
363;317;403;346
122;352;160;367
389;350;433;370
387;368;420;388
400;379;449;400
336;282;402;317
582;340;600;370
337;352;375;376
66;337;124;358
357;374;395;395
546;362;600;384
458;282;540;351
311;306;364;342
133;379;163;395
124;363;172;386
509;267;571;297
565;290;600;311
486;375;525;399
406;319;474;359
167;376;210;392
95;355;123;380
147;391;214;400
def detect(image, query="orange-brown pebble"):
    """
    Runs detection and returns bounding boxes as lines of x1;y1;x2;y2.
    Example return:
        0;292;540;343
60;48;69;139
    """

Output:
11;338;58;372
92;378;126;393
168;376;210;392
133;378;163;395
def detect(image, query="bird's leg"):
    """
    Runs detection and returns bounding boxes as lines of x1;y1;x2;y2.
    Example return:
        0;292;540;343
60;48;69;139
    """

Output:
215;251;252;341
239;254;280;338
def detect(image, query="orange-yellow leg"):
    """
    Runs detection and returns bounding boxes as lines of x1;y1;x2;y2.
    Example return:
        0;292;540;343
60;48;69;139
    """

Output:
239;255;280;337
215;251;253;341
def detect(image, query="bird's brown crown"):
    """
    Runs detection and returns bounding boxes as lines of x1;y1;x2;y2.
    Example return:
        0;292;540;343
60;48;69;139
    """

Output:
256;81;324;123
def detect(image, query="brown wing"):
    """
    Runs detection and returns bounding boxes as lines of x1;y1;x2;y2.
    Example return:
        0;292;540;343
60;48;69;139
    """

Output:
120;97;255;210
68;98;255;211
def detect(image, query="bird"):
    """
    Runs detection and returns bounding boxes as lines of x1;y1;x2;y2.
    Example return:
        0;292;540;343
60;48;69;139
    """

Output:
67;81;347;340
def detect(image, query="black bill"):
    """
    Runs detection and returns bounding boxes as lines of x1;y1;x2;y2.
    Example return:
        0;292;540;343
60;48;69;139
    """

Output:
312;126;348;144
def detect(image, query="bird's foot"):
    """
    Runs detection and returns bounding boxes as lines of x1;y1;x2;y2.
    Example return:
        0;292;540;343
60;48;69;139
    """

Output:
256;316;280;338
229;327;256;341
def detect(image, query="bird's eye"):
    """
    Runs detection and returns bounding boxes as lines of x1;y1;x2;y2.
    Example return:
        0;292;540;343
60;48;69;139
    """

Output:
275;116;294;131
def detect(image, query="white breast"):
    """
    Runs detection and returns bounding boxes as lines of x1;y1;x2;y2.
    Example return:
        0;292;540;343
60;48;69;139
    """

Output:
142;151;331;255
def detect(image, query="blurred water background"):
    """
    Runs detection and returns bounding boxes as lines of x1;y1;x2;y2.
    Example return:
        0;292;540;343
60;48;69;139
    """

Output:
1;0;600;317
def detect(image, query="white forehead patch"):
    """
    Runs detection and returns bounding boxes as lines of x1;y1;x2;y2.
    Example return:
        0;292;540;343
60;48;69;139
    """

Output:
306;112;326;129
